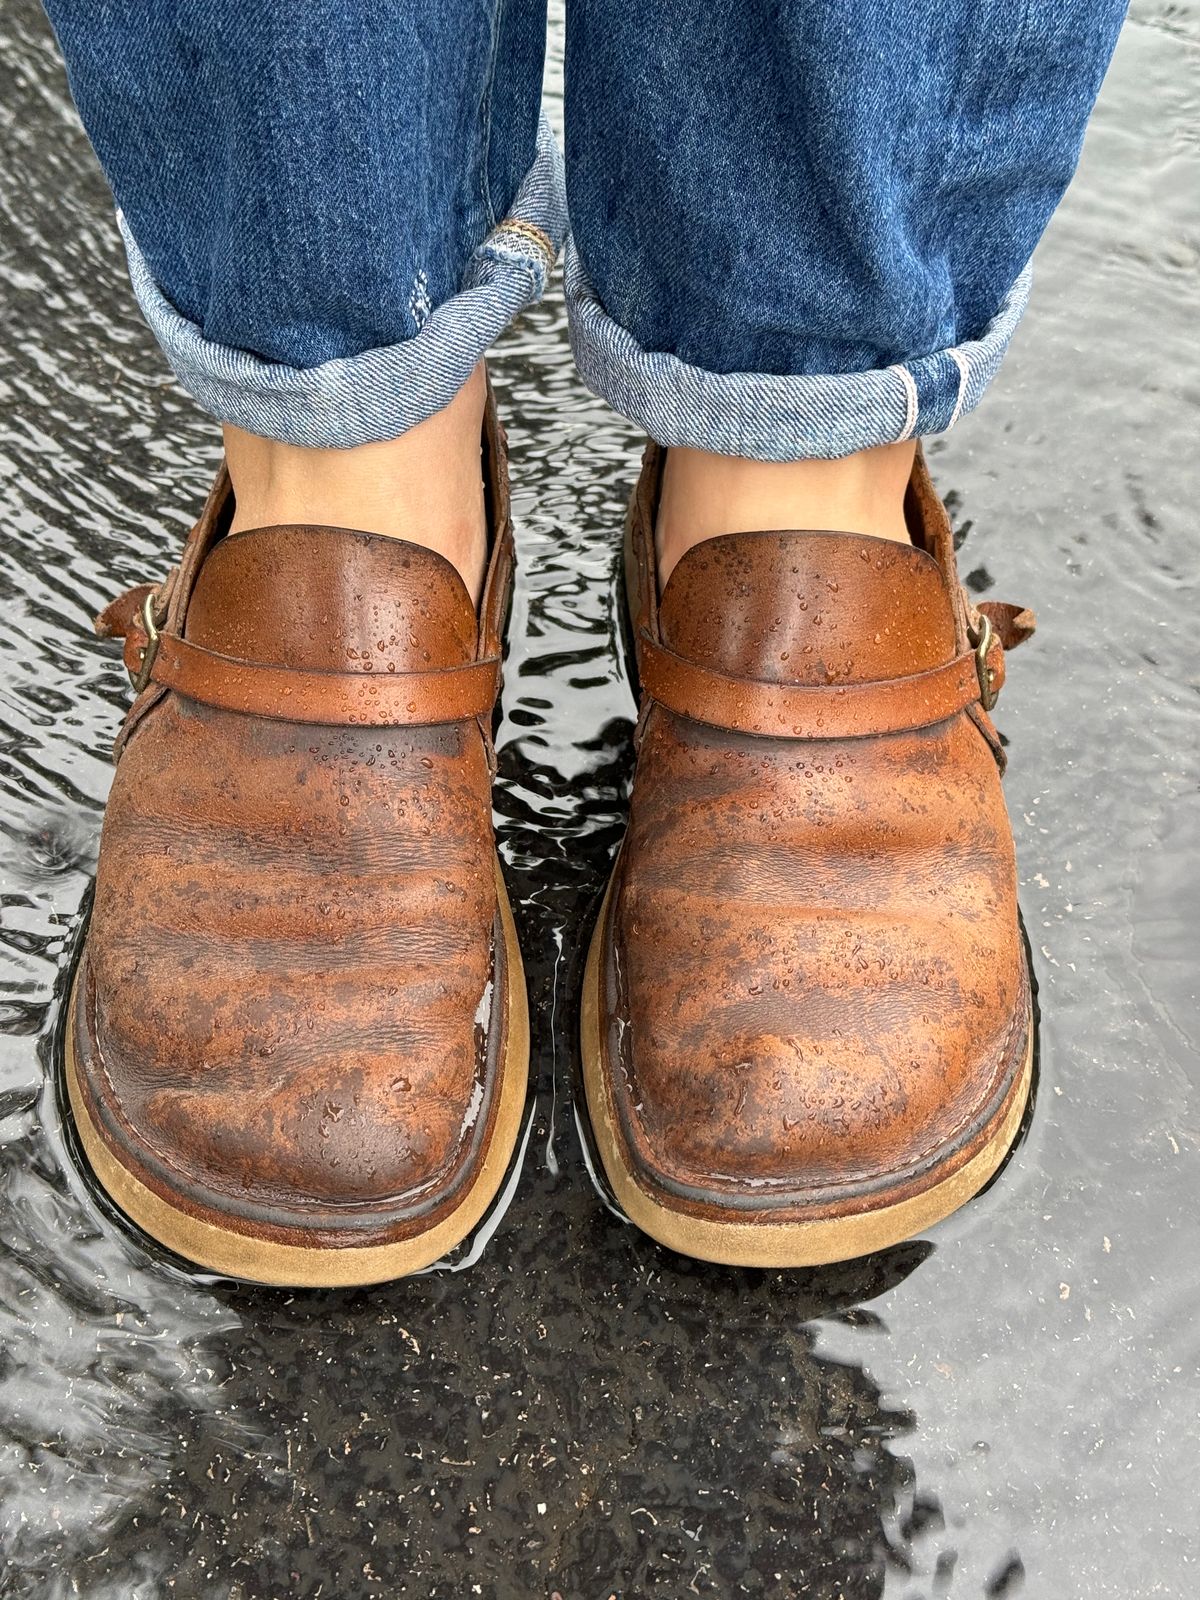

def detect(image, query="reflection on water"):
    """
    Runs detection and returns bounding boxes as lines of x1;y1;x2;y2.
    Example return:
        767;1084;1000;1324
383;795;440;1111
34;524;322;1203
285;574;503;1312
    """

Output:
1;1;1198;1595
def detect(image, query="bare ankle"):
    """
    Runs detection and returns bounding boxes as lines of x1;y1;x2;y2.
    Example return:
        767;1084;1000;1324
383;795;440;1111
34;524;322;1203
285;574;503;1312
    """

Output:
223;363;489;603
655;439;918;588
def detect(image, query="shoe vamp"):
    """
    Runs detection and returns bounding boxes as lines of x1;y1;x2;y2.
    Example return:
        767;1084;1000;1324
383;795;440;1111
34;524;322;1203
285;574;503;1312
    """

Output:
82;698;498;1207
612;709;1026;1193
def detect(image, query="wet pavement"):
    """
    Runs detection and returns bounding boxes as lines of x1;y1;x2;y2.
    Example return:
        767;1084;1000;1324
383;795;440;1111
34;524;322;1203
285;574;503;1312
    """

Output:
1;2;1198;1596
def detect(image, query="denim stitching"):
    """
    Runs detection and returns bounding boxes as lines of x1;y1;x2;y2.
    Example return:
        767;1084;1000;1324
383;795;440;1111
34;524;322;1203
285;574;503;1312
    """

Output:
478;0;506;232
891;364;920;441
486;218;556;268
946;348;971;429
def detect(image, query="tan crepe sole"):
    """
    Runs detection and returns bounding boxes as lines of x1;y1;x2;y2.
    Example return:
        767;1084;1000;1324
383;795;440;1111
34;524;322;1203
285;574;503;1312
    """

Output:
581;875;1033;1269
66;858;529;1288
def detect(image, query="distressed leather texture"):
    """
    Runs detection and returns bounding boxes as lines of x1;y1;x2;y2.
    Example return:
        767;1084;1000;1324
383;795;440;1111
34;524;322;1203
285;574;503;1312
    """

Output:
71;408;516;1249
600;442;1032;1220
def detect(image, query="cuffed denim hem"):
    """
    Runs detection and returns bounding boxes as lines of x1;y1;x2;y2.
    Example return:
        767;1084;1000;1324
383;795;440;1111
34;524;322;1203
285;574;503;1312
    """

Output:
564;241;1032;461
118;115;567;448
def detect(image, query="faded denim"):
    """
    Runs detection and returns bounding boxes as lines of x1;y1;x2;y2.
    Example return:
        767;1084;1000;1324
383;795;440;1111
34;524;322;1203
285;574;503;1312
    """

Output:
43;0;1127;457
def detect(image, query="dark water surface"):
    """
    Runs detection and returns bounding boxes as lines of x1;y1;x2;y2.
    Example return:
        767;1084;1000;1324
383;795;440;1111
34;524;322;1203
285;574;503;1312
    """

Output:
1;4;1198;1596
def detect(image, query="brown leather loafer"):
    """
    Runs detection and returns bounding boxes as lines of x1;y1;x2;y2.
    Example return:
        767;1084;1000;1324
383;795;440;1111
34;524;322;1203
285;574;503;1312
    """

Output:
582;443;1034;1267
67;401;528;1286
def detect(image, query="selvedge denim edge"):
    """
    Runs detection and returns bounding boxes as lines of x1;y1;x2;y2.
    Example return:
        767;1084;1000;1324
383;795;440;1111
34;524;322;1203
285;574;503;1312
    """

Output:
564;240;1033;462
118;116;567;449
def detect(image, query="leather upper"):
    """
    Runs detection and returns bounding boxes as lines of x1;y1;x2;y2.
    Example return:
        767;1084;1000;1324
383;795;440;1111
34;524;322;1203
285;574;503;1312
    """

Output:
72;407;515;1246
601;443;1032;1217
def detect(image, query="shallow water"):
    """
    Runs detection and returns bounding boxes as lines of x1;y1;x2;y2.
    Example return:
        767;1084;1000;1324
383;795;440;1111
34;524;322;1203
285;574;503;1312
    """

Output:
1;3;1198;1596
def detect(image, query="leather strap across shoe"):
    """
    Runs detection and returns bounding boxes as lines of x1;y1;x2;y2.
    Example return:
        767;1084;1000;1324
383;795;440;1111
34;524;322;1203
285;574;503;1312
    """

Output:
106;585;503;726
636;612;1007;738
67;393;528;1287
582;441;1035;1268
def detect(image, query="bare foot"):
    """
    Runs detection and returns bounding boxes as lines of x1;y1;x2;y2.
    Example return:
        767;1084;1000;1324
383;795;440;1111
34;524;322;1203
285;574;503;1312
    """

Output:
655;439;918;588
223;363;489;603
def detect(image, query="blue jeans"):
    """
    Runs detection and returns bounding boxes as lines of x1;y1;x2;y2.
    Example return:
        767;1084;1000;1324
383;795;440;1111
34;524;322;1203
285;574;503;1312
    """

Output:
43;0;1126;459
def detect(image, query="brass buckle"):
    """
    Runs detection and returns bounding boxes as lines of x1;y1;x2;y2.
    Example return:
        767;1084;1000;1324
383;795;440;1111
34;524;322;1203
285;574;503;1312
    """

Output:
968;612;998;712
130;589;163;694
